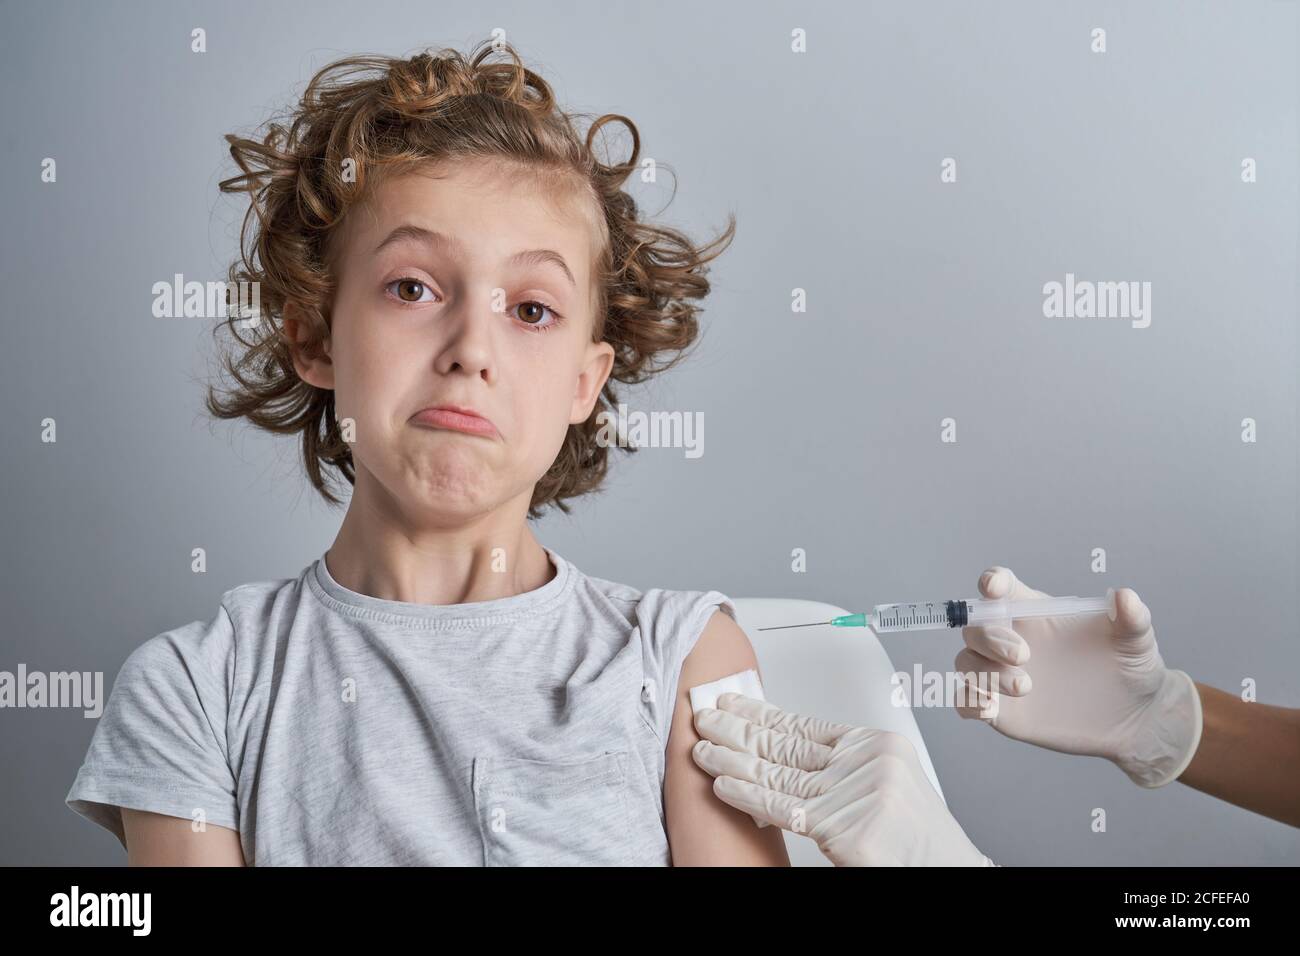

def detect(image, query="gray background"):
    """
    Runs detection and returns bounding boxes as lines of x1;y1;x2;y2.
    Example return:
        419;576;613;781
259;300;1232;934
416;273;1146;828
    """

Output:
1;0;1295;865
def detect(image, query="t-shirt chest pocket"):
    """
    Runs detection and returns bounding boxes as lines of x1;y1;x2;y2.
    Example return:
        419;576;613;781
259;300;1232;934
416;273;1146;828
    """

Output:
472;751;636;866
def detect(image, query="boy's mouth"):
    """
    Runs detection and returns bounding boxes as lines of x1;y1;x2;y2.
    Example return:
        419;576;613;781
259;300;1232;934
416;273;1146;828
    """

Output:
410;404;500;439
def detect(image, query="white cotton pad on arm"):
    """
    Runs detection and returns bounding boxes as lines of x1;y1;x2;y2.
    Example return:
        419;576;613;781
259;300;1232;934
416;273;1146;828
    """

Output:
689;668;765;713
689;669;770;828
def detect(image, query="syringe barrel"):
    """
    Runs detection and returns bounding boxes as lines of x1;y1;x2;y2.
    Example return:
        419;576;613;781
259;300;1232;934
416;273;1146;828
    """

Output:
867;601;954;633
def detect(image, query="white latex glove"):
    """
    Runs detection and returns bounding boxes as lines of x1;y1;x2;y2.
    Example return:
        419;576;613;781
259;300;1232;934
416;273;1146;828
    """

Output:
692;694;995;866
956;566;1203;788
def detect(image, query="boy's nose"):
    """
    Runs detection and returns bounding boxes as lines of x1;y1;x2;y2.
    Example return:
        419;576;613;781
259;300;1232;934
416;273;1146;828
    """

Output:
433;289;500;353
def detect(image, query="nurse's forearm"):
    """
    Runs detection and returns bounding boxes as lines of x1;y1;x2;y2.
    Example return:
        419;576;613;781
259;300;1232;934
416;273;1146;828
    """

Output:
1176;683;1300;828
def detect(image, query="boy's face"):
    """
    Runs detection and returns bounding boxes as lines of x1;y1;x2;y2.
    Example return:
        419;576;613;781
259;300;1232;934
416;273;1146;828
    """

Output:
292;158;615;522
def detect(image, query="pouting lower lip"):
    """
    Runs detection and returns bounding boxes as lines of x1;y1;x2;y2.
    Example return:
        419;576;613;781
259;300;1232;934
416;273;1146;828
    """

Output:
411;407;498;438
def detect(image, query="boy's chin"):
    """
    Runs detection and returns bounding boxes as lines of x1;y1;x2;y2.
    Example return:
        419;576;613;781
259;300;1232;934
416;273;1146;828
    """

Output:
371;450;536;520
404;478;496;516
397;472;524;521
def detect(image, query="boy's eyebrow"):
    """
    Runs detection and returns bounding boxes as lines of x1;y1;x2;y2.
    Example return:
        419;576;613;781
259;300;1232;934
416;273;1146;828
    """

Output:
373;224;576;288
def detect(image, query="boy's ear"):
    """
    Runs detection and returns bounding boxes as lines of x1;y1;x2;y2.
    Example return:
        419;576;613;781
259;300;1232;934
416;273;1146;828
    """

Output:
570;340;616;425
283;300;334;390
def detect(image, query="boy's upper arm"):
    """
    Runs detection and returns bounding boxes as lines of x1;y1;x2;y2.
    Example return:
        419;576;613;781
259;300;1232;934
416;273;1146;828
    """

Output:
121;809;246;866
66;609;243;852
663;609;791;866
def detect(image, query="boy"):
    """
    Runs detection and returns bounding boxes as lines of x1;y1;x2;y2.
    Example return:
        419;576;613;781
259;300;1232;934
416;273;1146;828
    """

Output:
65;40;789;866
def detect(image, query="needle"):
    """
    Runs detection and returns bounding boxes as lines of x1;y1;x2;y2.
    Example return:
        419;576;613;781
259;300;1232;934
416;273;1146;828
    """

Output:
757;613;870;631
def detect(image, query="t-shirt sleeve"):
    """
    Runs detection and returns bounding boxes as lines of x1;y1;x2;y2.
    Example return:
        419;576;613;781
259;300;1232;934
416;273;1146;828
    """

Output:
65;604;239;849
636;588;738;744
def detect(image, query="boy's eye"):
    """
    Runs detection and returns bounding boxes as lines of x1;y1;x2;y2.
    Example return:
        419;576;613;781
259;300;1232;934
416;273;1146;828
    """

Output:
387;278;435;303
514;300;560;331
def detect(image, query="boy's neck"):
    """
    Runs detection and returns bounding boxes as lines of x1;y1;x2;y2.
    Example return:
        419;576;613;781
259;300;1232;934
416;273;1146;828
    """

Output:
323;485;554;607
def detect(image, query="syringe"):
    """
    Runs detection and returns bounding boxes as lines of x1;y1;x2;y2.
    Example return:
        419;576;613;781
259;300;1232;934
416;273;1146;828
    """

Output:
757;595;1112;634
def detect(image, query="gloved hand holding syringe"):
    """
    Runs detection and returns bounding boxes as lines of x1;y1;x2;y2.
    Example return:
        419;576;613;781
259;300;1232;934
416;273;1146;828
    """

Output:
753;582;1198;790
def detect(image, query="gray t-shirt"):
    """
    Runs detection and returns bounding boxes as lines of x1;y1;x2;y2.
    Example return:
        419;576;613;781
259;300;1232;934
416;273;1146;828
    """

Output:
66;547;735;865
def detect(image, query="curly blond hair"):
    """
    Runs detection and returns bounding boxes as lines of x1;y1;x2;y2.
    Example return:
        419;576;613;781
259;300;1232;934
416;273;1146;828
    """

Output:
208;38;735;517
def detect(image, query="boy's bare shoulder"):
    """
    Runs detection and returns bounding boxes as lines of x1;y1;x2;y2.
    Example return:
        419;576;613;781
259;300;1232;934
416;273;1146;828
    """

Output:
681;606;753;672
